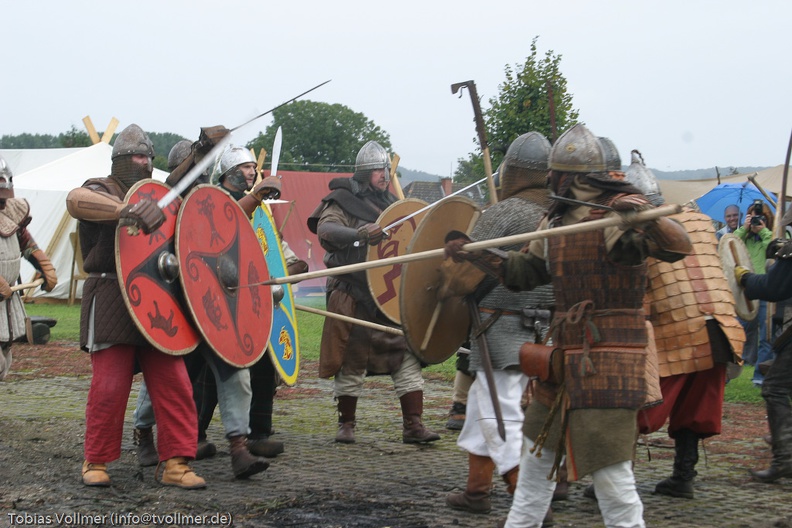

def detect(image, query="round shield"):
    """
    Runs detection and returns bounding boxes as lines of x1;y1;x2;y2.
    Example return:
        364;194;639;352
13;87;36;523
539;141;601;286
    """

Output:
176;185;273;368
366;198;428;324
252;205;300;386
399;196;482;364
115;180;200;355
718;233;759;321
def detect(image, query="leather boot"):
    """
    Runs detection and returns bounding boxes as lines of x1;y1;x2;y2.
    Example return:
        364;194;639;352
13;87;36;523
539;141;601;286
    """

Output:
446;453;495;513
195;433;217;461
133;427;159;467
446;401;466;431
82;460;110;487
654;428;698;498
155;457;206;489
229;435;269;479
552;460;569;501
335;395;357;444
502;466;519;495
751;398;792;482
247;435;285;458
400;391;441;444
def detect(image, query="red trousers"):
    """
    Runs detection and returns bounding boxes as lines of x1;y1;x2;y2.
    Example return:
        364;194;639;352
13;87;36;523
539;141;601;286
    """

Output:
638;363;727;439
84;344;197;463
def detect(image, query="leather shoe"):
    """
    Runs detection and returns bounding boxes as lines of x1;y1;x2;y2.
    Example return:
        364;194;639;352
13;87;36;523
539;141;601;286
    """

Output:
82;460;110;487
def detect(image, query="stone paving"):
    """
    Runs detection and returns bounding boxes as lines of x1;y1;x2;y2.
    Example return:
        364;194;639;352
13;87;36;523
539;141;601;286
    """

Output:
0;368;791;527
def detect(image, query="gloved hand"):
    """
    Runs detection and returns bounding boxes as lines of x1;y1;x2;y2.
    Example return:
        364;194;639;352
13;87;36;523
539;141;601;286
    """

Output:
357;223;385;246
31;249;57;292
766;238;787;259
193;125;231;160
0;276;12;301
611;193;651;212
119;199;166;235
734;265;751;286
251;176;282;201
444;230;474;262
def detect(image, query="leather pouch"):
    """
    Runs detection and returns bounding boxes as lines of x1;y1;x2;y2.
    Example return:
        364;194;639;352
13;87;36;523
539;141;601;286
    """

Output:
519;342;563;383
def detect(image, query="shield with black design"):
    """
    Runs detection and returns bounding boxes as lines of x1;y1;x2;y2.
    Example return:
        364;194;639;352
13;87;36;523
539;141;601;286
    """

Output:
718;233;759;321
176;185;273;367
252;204;299;386
399;196;481;364
366;198;428;324
115;180;200;355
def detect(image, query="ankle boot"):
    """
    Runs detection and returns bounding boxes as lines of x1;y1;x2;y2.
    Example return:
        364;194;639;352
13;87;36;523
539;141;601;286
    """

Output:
751;398;792;482
156;457;206;489
502;466;519;495
335;395;357;444
552;460;569;501
446;401;466;431
133;427;159;467
195;433;217;460
82;460;110;487
446;453;495;513
247;435;285;458
400;391;440;444
654;428;698;498
229;435;269;479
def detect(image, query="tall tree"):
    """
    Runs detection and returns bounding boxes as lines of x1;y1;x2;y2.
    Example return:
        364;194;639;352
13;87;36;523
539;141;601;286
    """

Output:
247;100;391;173
455;37;579;185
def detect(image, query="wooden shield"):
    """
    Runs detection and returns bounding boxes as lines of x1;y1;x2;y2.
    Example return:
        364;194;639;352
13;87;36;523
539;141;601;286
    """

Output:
176;186;273;368
718;233;759;321
115;180;200;355
366;198;428;324
399;196;481;364
252;205;300;386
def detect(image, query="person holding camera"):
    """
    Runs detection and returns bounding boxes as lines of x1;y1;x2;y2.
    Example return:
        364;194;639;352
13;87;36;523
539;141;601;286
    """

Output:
734;200;775;385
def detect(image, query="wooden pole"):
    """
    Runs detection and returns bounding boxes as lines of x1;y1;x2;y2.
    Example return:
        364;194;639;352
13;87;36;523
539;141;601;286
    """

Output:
389;153;404;200
82;116;100;145
295;303;403;335
266;204;682;285
100;118;119;144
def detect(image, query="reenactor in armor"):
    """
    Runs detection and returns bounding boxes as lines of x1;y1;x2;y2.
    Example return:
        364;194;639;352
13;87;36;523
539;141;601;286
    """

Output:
737;222;792;482
447;124;692;527
443;132;555;518
66;124;205;489
308;140;440;445
0;155;57;380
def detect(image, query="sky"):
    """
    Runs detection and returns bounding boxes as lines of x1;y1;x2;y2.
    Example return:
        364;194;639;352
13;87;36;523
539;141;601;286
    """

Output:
2;1;790;177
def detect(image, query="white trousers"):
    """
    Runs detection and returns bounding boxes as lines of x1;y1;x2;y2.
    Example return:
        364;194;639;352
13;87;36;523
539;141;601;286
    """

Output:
457;370;527;474
505;437;645;528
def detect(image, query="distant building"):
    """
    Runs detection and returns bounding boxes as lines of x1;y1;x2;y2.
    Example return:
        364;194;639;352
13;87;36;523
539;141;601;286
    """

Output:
402;177;488;207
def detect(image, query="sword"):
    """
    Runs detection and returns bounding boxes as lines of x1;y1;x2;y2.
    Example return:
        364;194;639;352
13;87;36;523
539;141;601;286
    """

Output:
352;177;487;247
467;300;506;441
271;126;283;179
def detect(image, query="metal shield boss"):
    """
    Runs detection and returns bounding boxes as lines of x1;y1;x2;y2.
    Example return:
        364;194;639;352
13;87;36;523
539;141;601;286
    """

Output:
115;180;200;355
399;196;481;364
366;198;428;324
718;233;759;321
252;204;299;386
176;185;273;368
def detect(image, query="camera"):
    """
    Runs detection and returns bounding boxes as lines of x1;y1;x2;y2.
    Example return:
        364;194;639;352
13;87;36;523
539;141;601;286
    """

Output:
750;200;766;226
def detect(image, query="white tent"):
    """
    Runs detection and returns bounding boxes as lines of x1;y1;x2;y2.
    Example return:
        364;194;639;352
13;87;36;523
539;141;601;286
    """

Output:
0;143;167;300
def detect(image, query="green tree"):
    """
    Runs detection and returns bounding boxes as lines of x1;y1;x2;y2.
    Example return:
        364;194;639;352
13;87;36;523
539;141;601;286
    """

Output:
455;37;579;185
247;100;391;173
58;126;92;148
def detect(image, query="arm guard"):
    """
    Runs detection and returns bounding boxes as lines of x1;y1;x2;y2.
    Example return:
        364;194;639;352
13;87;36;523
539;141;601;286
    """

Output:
317;221;362;248
66;187;124;223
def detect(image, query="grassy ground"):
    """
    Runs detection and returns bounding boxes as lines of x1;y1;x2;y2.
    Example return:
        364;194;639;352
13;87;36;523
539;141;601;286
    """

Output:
24;298;761;402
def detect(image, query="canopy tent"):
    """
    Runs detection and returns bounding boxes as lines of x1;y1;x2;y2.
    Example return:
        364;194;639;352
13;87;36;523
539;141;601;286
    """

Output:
0;143;167;300
658;164;790;218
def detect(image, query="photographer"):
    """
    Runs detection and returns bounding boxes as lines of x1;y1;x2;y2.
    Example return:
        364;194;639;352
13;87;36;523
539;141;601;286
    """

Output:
734;199;775;385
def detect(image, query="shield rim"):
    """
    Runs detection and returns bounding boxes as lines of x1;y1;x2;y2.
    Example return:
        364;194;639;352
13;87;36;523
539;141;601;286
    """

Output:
114;179;200;356
366;198;428;324
175;185;273;368
399;196;481;364
718;233;759;321
252;204;300;386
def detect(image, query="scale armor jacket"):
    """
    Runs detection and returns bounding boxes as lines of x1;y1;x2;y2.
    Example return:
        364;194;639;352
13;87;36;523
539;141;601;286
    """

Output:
646;209;745;376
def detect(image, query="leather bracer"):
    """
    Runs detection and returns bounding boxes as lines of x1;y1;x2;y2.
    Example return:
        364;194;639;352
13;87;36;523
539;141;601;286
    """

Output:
66;187;125;223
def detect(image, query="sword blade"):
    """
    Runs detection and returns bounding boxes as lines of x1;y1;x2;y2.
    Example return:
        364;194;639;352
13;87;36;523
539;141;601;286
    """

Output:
271;127;282;178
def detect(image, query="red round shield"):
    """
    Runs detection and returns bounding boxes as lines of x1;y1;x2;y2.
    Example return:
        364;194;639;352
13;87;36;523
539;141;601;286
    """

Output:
176;185;273;368
115;180;200;355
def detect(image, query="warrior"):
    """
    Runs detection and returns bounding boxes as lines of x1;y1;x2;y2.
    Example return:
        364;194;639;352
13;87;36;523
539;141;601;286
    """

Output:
443;132;555;517
66;124;205;489
0;155;57;380
308;140;440;445
447;124;692;527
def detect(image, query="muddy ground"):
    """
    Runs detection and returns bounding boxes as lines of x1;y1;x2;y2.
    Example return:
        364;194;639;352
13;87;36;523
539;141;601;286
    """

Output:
1;341;791;528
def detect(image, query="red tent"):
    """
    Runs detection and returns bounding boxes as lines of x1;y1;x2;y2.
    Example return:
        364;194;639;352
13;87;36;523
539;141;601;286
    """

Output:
264;170;350;294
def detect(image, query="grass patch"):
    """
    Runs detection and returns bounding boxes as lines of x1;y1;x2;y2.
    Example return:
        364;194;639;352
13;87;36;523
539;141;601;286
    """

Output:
25;302;81;342
724;365;764;404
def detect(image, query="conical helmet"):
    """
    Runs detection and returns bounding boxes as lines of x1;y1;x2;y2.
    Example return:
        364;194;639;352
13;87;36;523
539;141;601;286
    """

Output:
354;140;390;182
167;140;193;171
598;137;621;171
112;124;154;160
625;150;663;205
0;155;13;199
211;146;257;187
548;124;606;173
500;132;551;199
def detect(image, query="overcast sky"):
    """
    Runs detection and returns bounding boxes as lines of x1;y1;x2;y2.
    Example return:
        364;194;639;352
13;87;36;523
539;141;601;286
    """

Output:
3;1;790;176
